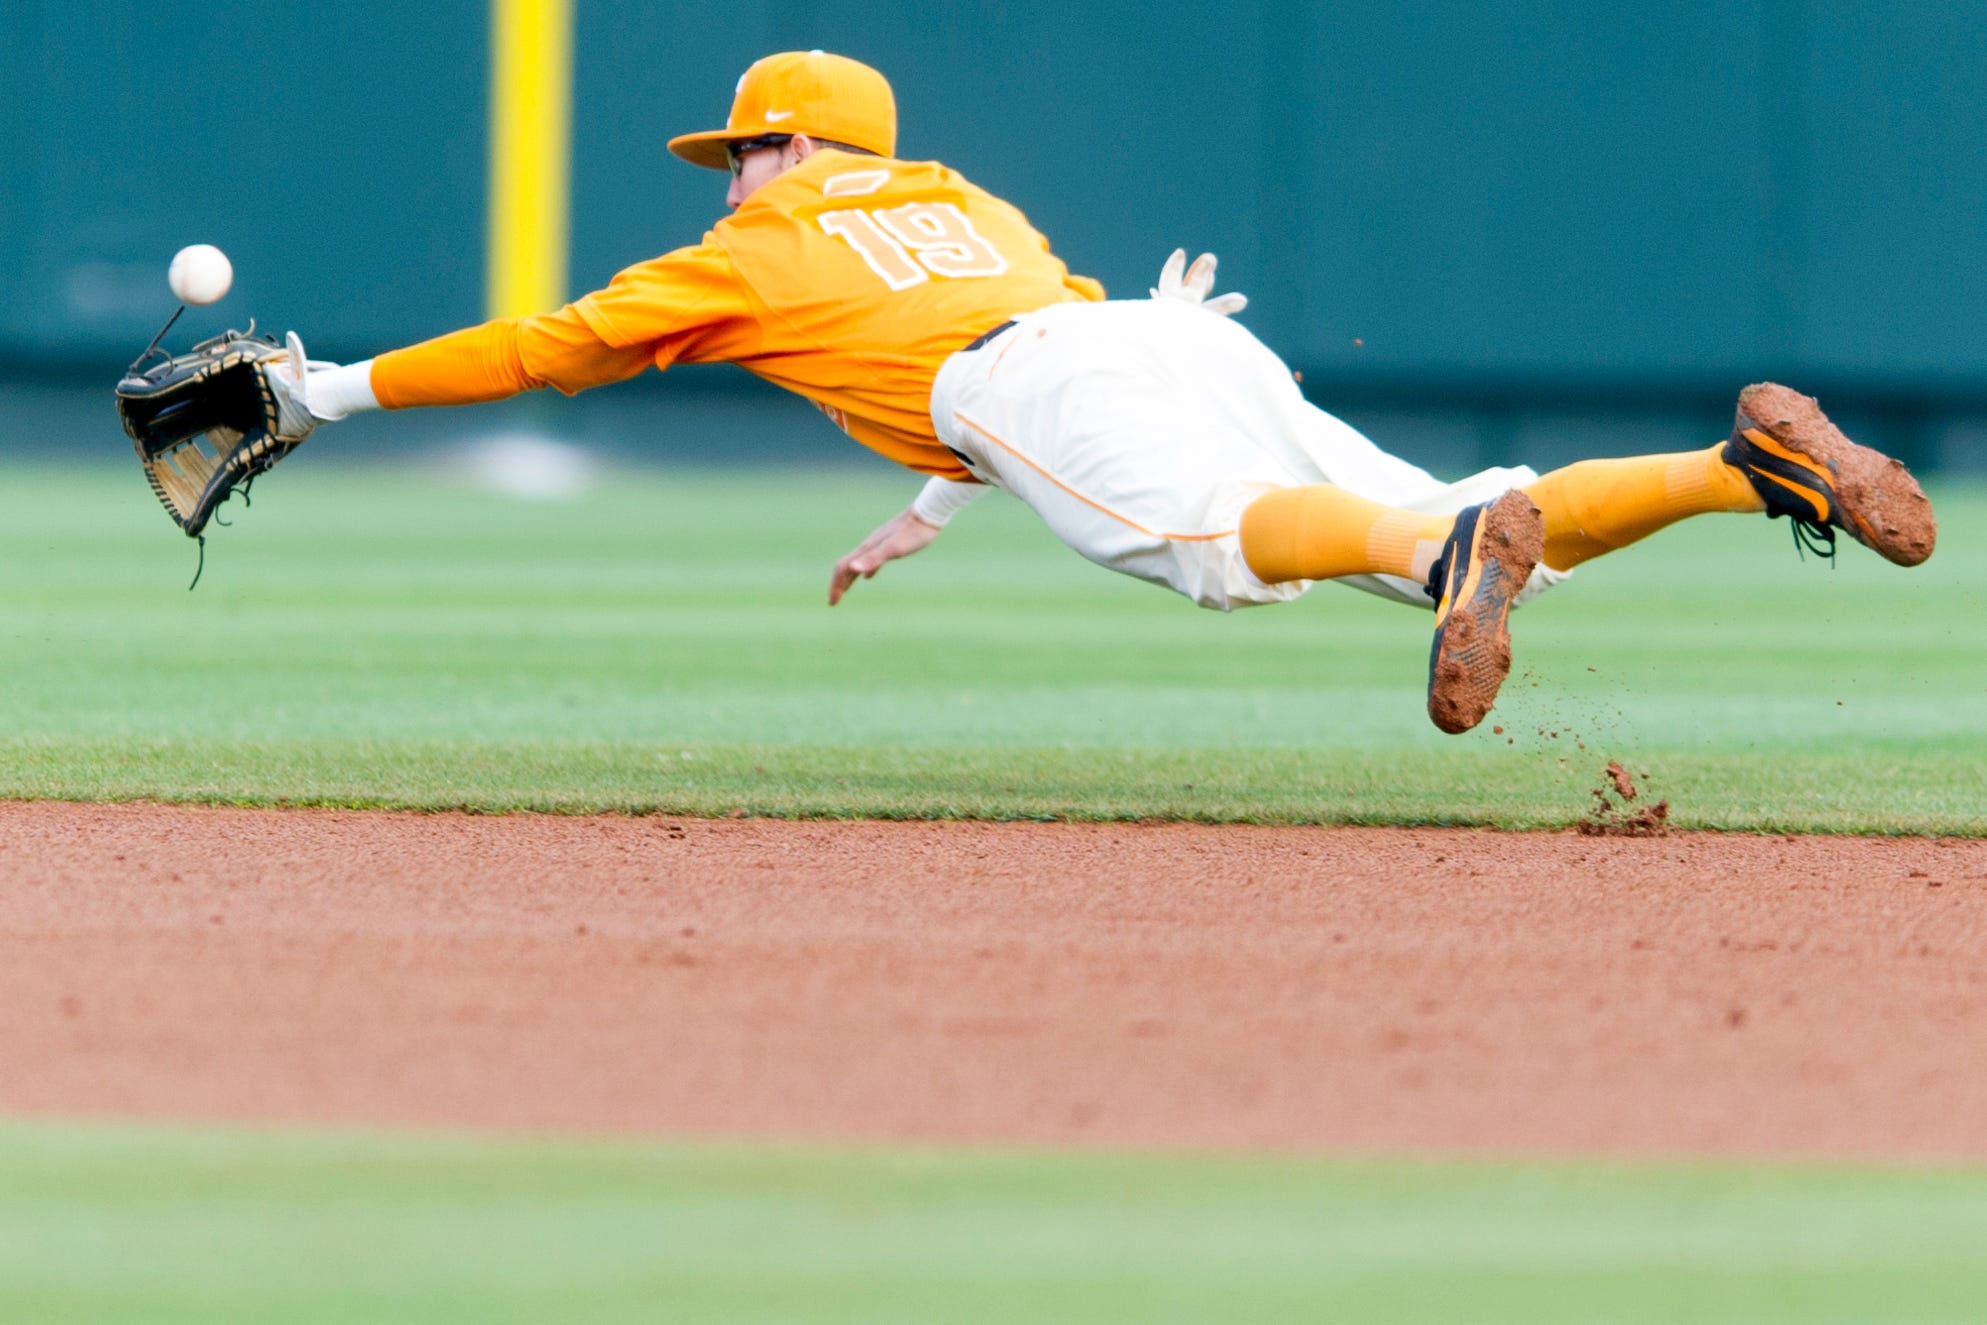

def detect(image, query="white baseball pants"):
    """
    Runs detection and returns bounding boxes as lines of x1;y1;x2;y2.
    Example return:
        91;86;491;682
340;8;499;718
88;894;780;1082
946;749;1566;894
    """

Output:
930;298;1565;612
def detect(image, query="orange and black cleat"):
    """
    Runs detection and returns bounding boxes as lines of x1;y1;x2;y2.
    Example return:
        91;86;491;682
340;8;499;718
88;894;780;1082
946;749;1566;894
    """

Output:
1724;383;1937;566
1423;489;1545;735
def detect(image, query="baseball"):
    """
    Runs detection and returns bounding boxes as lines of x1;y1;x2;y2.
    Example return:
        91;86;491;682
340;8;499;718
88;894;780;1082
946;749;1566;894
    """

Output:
167;244;233;305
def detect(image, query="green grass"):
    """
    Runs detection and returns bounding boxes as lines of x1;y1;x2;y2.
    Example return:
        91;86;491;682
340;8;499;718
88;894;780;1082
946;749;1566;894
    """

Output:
2;463;1981;830
3;1122;1985;1324
8;469;1985;1318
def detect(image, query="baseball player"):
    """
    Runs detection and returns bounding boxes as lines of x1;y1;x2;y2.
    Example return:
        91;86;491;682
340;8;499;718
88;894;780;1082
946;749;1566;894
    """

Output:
279;51;1935;734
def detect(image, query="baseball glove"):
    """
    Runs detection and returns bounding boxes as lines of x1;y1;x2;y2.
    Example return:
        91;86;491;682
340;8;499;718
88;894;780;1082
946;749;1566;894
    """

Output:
116;326;320;539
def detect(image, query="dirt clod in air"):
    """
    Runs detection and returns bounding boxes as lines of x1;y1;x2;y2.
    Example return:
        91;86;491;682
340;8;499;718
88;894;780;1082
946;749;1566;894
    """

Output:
1580;760;1670;836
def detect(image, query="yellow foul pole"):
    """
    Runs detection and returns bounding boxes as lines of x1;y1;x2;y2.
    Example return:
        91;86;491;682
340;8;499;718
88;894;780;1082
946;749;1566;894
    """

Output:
486;0;573;319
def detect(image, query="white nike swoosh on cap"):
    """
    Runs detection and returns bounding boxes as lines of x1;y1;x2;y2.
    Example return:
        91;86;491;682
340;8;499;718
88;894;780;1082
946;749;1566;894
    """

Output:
765;109;794;121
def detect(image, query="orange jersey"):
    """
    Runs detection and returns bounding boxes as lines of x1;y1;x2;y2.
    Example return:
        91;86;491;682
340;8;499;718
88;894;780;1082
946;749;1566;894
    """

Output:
372;150;1104;478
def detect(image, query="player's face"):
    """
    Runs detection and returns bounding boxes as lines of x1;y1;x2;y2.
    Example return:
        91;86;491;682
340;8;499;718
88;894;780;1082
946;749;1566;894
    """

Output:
726;137;795;207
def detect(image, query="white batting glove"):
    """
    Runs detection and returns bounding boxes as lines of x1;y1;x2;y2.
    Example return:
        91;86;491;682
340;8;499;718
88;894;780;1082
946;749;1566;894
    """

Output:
263;331;375;424
1150;248;1247;317
259;331;338;440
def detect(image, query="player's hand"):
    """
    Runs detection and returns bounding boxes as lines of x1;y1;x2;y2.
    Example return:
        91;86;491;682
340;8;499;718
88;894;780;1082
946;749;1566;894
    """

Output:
1150;248;1247;317
829;508;942;605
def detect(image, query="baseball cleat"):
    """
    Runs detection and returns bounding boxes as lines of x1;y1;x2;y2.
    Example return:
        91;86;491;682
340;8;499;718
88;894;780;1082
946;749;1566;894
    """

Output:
1724;383;1936;566
1424;490;1545;735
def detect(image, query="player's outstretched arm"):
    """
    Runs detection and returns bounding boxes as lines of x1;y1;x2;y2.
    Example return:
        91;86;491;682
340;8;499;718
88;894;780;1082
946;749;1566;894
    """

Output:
365;310;655;410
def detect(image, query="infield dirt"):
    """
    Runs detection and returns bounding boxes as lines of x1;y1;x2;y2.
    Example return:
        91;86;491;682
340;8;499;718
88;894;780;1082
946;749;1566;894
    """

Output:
4;801;1985;1158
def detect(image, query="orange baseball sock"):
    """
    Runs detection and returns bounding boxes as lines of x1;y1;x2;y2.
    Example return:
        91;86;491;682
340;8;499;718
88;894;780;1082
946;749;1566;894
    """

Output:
1239;485;1454;585
1521;443;1766;571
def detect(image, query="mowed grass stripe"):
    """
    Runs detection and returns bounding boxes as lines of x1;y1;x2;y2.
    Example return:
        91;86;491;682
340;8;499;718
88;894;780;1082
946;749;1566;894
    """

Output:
3;739;1983;833
1;466;1980;829
2;1124;1986;1325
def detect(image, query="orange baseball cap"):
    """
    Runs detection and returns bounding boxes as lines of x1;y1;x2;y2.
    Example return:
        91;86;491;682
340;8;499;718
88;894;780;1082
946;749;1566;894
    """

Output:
669;51;897;170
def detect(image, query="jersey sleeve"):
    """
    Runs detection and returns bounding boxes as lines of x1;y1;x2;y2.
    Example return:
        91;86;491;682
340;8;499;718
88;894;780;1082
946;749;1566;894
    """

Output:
371;306;655;408
370;241;763;409
570;240;763;366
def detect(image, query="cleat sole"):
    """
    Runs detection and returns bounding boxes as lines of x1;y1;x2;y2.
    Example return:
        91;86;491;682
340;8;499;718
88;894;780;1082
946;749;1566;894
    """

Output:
1427;490;1545;735
1735;383;1937;566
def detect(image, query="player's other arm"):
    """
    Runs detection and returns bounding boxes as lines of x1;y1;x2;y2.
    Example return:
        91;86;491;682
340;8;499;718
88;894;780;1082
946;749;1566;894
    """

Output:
828;475;987;605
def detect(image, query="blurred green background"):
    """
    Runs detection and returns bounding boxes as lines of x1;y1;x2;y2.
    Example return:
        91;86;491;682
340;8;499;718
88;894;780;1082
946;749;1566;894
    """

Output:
7;2;1987;476
7;1124;1987;1325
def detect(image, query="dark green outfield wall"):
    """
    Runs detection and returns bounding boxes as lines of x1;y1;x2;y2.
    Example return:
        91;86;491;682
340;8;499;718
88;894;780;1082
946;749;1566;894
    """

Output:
0;3;488;362
5;2;1985;414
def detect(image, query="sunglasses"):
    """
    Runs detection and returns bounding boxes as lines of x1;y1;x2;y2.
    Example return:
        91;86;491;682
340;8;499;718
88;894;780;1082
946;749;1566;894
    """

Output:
726;134;793;178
